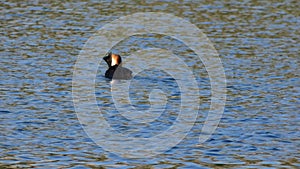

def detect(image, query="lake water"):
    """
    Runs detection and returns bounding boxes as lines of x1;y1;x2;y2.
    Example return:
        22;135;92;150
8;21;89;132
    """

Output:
1;1;299;168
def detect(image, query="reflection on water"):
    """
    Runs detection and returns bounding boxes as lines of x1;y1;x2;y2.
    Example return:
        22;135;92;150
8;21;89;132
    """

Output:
1;0;299;168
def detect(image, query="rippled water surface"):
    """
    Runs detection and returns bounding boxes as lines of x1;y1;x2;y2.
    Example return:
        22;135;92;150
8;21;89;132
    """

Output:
1;0;299;168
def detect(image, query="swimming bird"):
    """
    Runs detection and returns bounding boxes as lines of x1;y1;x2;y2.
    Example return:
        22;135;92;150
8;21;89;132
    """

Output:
103;52;132;80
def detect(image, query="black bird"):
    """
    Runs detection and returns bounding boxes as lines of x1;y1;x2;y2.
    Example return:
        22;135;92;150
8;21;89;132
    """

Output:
103;52;132;80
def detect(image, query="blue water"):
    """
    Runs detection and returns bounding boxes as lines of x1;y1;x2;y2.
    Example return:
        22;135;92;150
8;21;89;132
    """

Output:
1;0;299;168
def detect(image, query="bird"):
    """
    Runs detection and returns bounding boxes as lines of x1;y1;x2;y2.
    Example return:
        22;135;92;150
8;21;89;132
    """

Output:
103;52;132;80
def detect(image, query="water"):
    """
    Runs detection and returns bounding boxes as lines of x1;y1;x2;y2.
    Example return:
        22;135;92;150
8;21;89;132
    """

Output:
1;0;299;168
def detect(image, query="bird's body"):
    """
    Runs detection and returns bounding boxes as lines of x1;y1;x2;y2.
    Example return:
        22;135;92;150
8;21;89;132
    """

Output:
103;52;132;80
